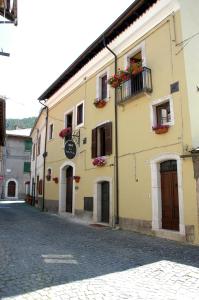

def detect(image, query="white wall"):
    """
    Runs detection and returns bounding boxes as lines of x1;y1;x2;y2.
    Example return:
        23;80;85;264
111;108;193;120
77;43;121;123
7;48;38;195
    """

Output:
179;0;199;147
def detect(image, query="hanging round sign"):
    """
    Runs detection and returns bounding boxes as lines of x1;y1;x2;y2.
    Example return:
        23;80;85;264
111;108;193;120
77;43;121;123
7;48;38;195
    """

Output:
64;140;76;159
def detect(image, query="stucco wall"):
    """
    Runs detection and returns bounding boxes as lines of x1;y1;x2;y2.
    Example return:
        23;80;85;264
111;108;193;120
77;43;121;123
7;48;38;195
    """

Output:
179;0;199;147
4;135;31;199
36;2;199;243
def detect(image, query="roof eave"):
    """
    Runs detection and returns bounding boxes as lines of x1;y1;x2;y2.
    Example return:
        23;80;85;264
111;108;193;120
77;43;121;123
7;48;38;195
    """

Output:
38;0;157;101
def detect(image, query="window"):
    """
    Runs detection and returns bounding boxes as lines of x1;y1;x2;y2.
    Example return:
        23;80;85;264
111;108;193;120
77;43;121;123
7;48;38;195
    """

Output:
96;69;109;101
49;124;53;140
101;74;107;100
84;197;93;212
156;102;170;126
46;168;52;181
32;144;35;161
91;122;112;158
151;96;174;128
37;135;41;156
38;179;43;195
24;162;31;173
76;102;84;126
24;140;32;151
64;111;73;142
65;111;73;129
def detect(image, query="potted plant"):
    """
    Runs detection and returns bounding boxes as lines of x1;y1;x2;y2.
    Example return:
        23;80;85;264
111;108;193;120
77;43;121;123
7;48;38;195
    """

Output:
73;175;80;183
59;127;72;139
152;125;169;134
108;69;129;88
126;60;143;75
52;177;59;184
92;157;106;167
93;98;107;108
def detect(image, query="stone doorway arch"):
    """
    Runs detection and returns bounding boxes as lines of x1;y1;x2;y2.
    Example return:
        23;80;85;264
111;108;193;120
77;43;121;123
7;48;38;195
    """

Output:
59;161;75;214
5;178;18;199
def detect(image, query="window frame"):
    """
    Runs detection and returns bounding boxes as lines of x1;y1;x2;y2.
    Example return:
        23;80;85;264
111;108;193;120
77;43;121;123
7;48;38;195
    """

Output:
64;108;75;130
37;135;41;156
32;143;35;161
48;123;54;140
96;68;110;101
124;41;146;69
75;100;84;128
91;121;112;158
24;139;32;152
150;95;175;129
23;161;31;173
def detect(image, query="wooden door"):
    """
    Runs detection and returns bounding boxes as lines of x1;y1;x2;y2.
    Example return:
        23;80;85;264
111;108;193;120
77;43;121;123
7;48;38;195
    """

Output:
66;166;73;213
160;161;179;231
101;181;109;223
8;181;16;197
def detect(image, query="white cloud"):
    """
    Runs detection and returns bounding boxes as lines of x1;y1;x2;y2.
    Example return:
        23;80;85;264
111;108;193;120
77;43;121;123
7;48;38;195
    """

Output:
0;0;133;118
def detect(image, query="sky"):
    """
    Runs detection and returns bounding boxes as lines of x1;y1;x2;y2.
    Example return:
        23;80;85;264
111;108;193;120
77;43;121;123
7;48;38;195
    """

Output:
0;0;133;119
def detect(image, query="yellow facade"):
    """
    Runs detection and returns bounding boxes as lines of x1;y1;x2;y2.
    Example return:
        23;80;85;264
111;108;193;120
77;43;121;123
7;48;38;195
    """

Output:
37;2;199;244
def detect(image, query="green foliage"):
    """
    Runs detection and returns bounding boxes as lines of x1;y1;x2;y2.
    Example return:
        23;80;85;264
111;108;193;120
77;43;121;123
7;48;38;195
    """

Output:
6;117;36;130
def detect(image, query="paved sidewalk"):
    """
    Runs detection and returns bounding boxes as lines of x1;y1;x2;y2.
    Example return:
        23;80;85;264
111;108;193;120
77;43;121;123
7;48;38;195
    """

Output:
0;202;199;299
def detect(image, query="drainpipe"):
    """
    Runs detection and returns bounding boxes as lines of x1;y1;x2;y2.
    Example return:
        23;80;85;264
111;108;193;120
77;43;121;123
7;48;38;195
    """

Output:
39;100;48;211
103;36;119;225
33;128;39;206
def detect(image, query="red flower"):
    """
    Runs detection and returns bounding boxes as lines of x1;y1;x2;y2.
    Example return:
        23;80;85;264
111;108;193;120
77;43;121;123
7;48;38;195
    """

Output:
59;127;72;138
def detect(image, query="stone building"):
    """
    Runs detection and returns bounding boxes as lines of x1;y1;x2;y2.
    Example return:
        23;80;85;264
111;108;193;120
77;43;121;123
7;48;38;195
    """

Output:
2;128;32;199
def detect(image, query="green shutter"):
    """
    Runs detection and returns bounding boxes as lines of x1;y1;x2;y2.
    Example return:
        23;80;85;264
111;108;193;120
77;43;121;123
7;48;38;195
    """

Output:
24;162;31;173
24;140;32;151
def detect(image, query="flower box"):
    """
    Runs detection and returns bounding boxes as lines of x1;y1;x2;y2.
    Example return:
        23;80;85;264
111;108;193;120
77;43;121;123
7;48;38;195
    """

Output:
73;175;80;183
92;157;106;167
52;177;59;184
93;98;106;108
152;125;169;134
108;69;130;88
59;127;72;138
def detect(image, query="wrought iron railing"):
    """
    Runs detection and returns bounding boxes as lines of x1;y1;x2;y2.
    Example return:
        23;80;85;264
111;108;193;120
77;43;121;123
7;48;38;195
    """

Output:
117;67;152;103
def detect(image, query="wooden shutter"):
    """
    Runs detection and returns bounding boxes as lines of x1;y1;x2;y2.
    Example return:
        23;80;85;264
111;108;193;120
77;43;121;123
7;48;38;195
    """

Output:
24;162;31;173
105;122;112;155
91;128;97;158
25;140;32;151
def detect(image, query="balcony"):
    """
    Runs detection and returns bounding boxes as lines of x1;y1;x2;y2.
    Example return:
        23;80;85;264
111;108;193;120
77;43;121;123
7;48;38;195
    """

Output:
117;67;152;104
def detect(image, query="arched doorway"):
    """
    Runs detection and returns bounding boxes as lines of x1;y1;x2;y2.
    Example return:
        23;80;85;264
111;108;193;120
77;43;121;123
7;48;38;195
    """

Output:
7;181;16;197
160;160;179;231
59;161;75;214
66;166;73;213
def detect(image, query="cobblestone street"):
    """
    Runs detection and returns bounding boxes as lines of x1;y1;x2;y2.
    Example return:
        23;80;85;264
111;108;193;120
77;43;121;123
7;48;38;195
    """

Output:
0;201;199;299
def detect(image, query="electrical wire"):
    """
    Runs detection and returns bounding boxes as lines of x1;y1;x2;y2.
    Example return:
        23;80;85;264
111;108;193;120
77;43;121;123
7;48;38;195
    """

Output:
176;31;199;55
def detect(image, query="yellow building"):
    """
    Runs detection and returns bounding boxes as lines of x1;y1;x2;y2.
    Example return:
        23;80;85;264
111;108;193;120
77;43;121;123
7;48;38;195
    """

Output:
35;0;199;244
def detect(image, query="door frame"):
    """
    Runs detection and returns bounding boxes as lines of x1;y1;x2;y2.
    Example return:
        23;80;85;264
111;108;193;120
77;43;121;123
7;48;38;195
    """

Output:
93;177;113;226
150;153;185;235
5;178;18;199
59;161;75;214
